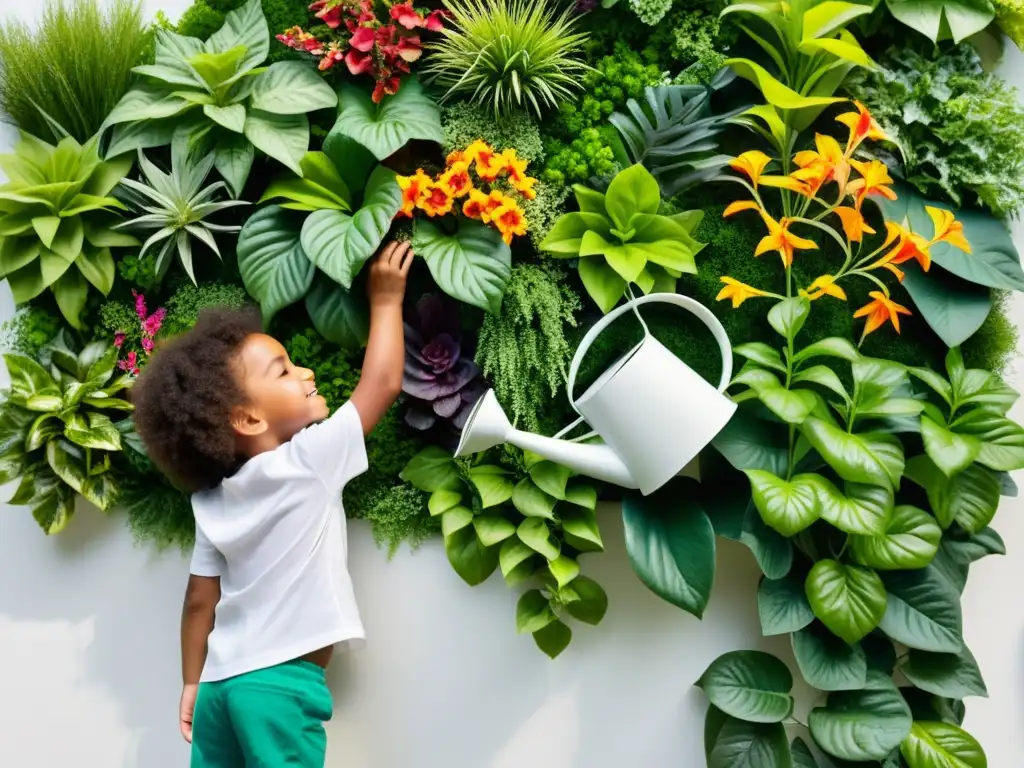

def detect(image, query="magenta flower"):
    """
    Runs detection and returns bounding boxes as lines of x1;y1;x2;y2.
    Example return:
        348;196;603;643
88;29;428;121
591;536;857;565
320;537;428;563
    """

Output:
113;332;126;348
132;290;147;321
142;307;166;337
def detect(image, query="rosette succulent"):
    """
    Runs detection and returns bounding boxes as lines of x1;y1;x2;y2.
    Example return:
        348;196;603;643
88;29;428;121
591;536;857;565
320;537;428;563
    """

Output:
402;295;485;430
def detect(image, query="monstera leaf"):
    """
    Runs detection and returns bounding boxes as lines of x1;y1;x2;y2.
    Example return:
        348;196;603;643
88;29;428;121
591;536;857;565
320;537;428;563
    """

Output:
331;76;443;161
413;219;512;315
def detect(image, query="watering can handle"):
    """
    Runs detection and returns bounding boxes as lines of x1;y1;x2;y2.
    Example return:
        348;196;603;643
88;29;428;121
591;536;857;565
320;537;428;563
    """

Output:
565;293;735;406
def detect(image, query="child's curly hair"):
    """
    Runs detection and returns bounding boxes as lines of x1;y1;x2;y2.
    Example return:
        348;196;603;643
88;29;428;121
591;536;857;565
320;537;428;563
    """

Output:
131;306;263;494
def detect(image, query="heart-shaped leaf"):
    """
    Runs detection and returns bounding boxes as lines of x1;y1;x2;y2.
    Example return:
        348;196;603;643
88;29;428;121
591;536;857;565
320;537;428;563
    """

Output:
332;76;443;160
806;559;887;643
801;418;904;489
622;480;716;617
304;273;369;349
712;407;791;476
879;566;963;653
533;619;572;658
560;504;604;552
516;589;557;634
517;517;560;560
758;572;815;636
472;514;516;547
243;110;309;176
745;470;821;536
468;465;513;508
443;525;498;586
565;575;608;625
511;478;557;519
904;456;1000;531
809;671;912;761
811;476;894;536
901;721;987;767
901;265;992;349
902;645;987;699
400;446;460;492
792;624;868;691
708;716;791;768
850;504;942;570
696;650;794;723
414;218;511;315
236;206;315;324
921;415;982;477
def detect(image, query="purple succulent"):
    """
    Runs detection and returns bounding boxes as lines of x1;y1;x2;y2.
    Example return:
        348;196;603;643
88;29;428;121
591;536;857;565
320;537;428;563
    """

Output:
402;295;485;431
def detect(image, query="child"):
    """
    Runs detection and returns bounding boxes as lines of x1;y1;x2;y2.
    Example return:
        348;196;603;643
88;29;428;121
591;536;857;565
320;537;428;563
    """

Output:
131;241;413;767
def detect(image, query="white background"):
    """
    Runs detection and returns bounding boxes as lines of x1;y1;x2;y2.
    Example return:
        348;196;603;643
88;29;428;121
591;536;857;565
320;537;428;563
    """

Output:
0;1;1022;766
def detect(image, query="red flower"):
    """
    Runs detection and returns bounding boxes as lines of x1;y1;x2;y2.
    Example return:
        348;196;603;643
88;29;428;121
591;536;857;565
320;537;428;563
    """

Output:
372;77;401;103
350;25;376;51
314;3;344;28
308;0;327;10
345;49;373;75
390;2;424;29
424;9;448;31
113;332;125;348
397;36;422;63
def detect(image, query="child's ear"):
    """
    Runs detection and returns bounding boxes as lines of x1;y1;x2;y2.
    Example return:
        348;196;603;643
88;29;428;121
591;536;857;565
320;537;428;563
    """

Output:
230;404;268;437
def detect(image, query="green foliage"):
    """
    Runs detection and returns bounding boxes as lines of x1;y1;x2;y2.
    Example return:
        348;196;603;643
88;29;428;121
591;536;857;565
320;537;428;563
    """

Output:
361;483;438;557
441;105;545;164
475;263;581;434
0;308;63;359
845;43;1024;218
175;0;311;63
628;0;674;25
884;0;994;44
662;7;734;70
541;128;619;186
0;131;136;329
138;11;175;67
423;0;590;119
119;464;195;551
522;181;570;251
0;0;148;144
994;0;1024;48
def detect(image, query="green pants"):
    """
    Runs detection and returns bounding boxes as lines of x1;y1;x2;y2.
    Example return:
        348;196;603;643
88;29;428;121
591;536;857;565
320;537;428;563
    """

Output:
191;660;332;767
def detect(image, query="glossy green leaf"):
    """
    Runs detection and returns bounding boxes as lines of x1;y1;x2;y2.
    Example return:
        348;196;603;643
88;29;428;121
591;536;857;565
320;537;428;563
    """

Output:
792;624;868;691
758;572;814;636
548;554;580;589
726;57;845;111
922;416;982;477
712;407;790;476
904;456;1000;532
236;205;315;324
498;538;536;585
205;0;269;72
768;296;810;339
806;559;887;643
560;504;604;552
903;646;987;699
802;1;874;39
516;589;557;634
31;484;76;534
533;619;572;658
578;256;627;313
900;721;987;768
428;489;462;517
622;480;716;617
792;365;848;400
951;410;1024;472
400;447;461;492
414;218;512;316
741;499;794;579
708;716;791;768
472;514;516;547
793;337;860;364
45;439;86;494
517;517;560;560
528;461;571;500
885;0;994;43
248;61;338;115
734;342;786;372
809;671;913;761
467;465;513;508
564;482;597;510
440;506;473;537
801;417;904;489
901;266;993;349
811;476;894;536
604;163;661;231
511;478;557;520
851;505;941;570
697;650;794;723
791;737;818;768
332;76;443;160
879;566;963;653
304;273;368;350
745;470;820;536
243;110;309;176
443;525;497;586
4;354;59;404
565;576;608;625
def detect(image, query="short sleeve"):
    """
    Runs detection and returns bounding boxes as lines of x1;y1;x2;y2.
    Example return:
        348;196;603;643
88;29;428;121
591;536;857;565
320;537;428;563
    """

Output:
292;400;369;493
190;523;225;577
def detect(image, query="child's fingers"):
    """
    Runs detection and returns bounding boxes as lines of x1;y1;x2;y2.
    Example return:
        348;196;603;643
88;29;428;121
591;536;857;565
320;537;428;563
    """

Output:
378;240;399;264
388;240;411;268
399;246;414;275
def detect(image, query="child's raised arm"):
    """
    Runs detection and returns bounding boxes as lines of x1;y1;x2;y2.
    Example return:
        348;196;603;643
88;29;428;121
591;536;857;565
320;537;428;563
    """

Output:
350;240;412;436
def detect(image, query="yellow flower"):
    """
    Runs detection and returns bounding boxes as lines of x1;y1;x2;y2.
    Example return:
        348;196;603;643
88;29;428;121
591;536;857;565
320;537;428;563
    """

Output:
511;173;538;200
723;200;762;217
464;139;500;180
868;221;931;276
803;274;847;301
926;206;971;252
847;159;897;210
419;181;454;217
439;161;473;198
730;151;808;192
792;134;850;198
462;188;490;220
755;212;818;268
836;100;887;156
491;197;528;244
397;169;432;218
446;149;465;166
853;291;912;341
832;206;876;243
716;276;771;308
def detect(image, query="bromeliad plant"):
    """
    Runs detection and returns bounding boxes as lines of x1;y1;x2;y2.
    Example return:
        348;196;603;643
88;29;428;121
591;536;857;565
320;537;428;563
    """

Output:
0;331;133;534
0;129;136;329
540;163;706;313
401;444;607;658
113;145;248;285
277;0;448;103
100;0;338;197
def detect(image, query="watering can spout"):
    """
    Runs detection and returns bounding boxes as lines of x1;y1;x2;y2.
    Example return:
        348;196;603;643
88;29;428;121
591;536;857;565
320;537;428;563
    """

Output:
455;390;640;489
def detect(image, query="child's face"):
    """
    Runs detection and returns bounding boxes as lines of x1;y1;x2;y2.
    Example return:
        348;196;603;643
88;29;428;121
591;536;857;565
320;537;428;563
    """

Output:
231;333;329;447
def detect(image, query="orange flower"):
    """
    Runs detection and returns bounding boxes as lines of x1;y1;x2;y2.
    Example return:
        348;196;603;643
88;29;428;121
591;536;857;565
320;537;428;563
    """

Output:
480;190;506;222
755;212;818;268
837;101;887;156
419;182;454;217
803;274;847;301
868;222;931;276
464;139;501;181
792;134;850;198
397;169;432;218
730;150;807;192
854;291;912;340
439;161;473;198
723;200;762;217
832;206;876;243
446;149;465;165
716;277;771;308
491;198;528;244
926;206;971;252
847;159;897;210
511;174;537;200
462;188;490;220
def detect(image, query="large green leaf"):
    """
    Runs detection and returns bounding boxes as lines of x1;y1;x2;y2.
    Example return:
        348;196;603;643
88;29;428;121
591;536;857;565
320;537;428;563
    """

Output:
517;518;560;560
560;503;604;552
467;465;513;508
304;273;368;349
741;499;794;579
510;478;556;519
301;166;402;289
811;476;894;536
565;576;609;625
902;646;987;699
31;483;76;535
214;132;255;199
413;219;512;316
758;572;815;636
801;417;904;489
259;152;352;212
64;412;121;451
603;163;661;231
768;296;811;339
578;256;627;313
622;480;716;617
708;715;792;768
745;470;821;536
332;77;443;161
885;0;995;43
950;410;1024;472
879;567;962;653
696;650;794;723
791;737;818;768
248;62;338;115
533;619;572;658
793;336;860;365
851;505;942;570
4;354;59;404
922;416;981;477
726;57;845;111
901;266;992;349
900;721;987;767
205;0;269;73
805;559;887;643
516;589;557;634
904;456;1000;532
792;624;868;691
712;407;790;476
443;525;498;586
102;81;194;126
243;110;309;175
46;438;87;494
236;206;315;324
809;672;913;762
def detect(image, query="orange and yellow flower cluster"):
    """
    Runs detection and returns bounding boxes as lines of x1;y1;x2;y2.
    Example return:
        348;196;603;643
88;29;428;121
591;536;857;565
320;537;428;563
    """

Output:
715;100;973;342
395;140;536;245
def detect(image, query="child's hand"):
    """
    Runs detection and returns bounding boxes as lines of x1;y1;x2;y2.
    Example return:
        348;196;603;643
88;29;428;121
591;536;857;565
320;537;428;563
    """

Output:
367;240;413;308
180;683;198;742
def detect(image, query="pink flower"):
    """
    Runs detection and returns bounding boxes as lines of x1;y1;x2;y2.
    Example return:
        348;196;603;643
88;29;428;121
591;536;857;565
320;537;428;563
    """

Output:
118;351;140;376
314;3;345;28
390;3;424;29
113;332;125;348
397;36;422;63
424;9;448;31
350;25;376;51
345;49;374;75
375;24;397;48
132;290;147;321
143;307;166;337
141;337;154;354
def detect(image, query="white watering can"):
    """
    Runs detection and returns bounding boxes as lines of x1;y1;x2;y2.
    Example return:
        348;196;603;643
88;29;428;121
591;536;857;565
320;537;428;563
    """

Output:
455;293;738;496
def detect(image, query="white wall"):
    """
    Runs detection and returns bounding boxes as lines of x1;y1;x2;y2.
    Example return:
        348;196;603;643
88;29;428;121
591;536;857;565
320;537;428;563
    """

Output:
0;2;1022;766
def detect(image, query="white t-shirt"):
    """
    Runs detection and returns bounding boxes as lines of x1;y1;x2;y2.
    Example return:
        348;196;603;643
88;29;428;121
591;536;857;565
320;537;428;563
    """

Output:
189;401;369;683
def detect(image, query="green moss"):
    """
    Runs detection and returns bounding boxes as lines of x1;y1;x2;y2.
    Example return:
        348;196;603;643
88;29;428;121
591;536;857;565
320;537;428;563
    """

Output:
522;181;570;251
161;283;251;337
1;307;63;357
441;105;545;164
361;484;439;557
962;292;1019;376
